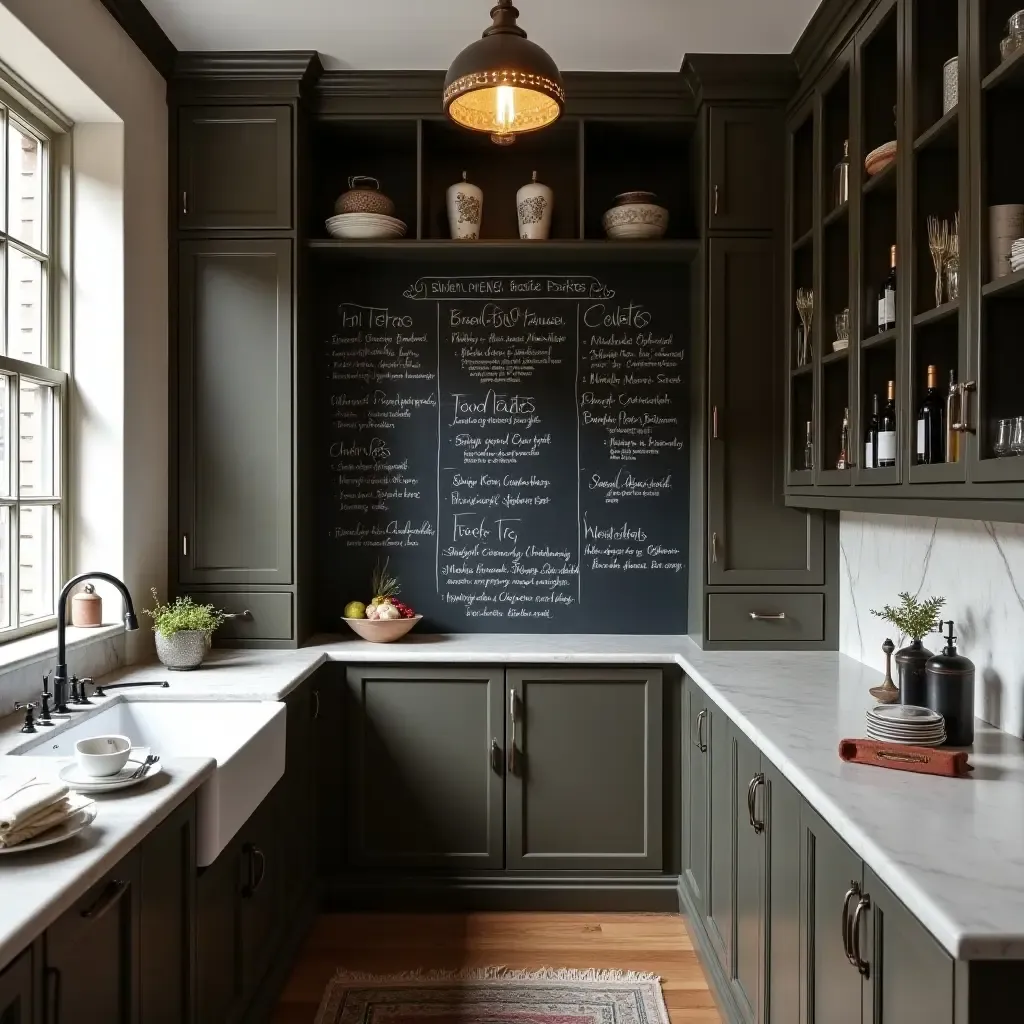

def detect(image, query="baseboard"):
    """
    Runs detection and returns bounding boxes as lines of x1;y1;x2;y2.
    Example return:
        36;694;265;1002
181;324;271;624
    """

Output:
243;887;317;1024
322;874;680;912
676;882;742;1024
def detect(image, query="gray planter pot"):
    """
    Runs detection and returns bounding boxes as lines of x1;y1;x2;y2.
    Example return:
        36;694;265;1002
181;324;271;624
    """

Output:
155;629;208;671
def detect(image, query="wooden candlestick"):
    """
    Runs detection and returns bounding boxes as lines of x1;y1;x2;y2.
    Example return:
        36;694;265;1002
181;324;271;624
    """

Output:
870;638;900;704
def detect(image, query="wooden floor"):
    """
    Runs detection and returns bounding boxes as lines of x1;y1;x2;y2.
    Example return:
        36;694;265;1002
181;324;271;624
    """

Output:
271;912;722;1024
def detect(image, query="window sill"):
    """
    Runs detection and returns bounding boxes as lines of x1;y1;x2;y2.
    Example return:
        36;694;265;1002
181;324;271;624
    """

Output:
0;622;124;675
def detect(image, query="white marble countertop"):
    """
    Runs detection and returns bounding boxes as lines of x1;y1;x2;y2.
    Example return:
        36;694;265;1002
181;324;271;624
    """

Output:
1;631;1023;964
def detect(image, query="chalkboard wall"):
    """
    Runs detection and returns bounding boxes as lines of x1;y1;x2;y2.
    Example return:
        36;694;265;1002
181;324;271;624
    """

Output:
315;262;690;633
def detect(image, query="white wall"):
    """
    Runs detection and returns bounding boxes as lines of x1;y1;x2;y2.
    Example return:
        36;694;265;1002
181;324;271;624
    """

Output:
0;0;168;662
840;512;1024;739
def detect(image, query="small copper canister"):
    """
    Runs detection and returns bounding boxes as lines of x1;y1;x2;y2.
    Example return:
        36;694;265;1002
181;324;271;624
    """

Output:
71;583;103;627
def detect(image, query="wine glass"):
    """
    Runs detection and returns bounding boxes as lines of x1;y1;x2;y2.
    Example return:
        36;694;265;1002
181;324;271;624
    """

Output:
994;418;1014;457
1012;416;1024;457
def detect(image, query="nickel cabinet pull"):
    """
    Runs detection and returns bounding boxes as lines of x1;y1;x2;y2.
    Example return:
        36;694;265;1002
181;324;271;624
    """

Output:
749;612;786;621
711;532;719;563
508;689;519;775
713;184;720;216
182;190;188;215
850;893;871;976
242;842;266;897
841;882;859;964
312;690;320;720
747;773;765;833
491;739;502;775
223;609;253;622
712;405;719;439
182;533;189;557
695;708;708;752
952;380;977;433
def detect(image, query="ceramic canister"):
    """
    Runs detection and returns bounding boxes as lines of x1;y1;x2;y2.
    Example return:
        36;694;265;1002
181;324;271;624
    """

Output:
989;203;1024;279
446;171;483;240
516;171;553;240
942;57;959;114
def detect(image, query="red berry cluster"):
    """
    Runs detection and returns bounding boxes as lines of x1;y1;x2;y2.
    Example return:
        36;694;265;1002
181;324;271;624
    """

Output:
389;599;417;619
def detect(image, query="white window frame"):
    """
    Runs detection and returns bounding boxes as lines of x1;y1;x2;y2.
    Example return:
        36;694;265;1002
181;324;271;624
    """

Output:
0;72;70;642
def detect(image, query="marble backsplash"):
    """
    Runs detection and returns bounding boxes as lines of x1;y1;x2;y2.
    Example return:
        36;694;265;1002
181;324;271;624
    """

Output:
840;512;1024;738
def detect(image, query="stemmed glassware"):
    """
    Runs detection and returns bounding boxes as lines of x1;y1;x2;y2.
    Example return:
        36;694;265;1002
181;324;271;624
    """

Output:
796;288;814;367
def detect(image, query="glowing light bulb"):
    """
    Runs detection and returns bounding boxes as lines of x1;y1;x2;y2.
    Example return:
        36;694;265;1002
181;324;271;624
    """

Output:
495;85;516;132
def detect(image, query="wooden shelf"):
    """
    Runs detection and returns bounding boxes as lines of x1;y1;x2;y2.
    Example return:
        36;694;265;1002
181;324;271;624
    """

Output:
791;363;814;378
913;107;959;152
792;225;814;252
823;202;849;229
306;238;701;262
863;159;897;195
861;327;897;350
913;298;960;328
822;348;850;365
982;267;1024;298
982;47;1024;92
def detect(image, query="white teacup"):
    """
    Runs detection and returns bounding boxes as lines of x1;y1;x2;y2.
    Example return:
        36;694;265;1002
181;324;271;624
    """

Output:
75;734;133;777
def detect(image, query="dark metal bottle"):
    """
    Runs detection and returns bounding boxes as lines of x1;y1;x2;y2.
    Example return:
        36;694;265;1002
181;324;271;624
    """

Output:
925;620;975;746
896;638;934;707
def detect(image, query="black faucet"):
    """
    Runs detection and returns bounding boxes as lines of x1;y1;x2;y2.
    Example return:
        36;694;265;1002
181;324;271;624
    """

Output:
54;572;139;714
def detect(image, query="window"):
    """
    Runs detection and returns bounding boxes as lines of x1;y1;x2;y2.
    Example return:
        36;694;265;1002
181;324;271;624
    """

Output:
0;86;66;638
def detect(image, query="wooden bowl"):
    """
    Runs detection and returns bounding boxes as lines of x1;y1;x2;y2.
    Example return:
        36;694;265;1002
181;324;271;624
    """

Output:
342;614;422;643
865;141;897;177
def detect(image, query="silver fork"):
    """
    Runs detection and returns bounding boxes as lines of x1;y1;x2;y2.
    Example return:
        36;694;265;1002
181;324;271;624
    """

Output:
130;755;159;780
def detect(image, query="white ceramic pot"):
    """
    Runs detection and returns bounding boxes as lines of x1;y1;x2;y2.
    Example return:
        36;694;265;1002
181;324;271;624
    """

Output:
989;204;1024;279
155;629;208;671
516;171;553;240
446;171;483;240
942;57;959;114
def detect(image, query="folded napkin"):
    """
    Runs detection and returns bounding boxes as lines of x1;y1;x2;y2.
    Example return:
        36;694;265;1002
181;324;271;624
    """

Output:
0;792;94;848
0;776;70;834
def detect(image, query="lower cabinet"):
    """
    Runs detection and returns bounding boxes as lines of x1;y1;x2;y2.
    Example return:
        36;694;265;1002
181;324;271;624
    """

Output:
732;728;762;1022
681;678;709;916
705;697;733;970
0;947;37;1024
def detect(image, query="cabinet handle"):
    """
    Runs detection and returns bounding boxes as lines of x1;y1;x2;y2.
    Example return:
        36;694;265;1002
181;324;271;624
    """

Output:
711;532;719;564
747;773;765;833
841;882;859;964
508;689;518;775
46;966;61;1024
491;739;502;775
713;184;720;216
952;380;977;433
252;846;266;892
182;190;188;215
749;612;786;621
182;533;188;557
712;405;719;440
850;893;871;976
81;879;129;920
242;842;266;897
223;609;253;622
312;689;320;720
695;708;707;752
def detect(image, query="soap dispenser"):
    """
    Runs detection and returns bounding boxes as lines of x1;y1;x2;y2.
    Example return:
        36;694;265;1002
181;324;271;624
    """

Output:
925;620;975;746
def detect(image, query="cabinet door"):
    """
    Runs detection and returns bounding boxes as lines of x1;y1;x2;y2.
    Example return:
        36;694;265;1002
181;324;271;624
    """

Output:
861;868;953;1024
801;806;862;1024
0;948;37;1024
506;668;663;872
705;698;733;972
196;840;242;1024
139;798;196;1024
682;679;709;915
178;106;292;230
764;761;800;1024
178;240;293;586
708;236;824;586
283;679;317;909
46;854;141;1024
345;666;505;869
732;727;763;1024
708;106;782;233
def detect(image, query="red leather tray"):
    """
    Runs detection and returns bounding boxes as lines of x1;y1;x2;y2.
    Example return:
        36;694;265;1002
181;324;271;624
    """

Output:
838;738;973;778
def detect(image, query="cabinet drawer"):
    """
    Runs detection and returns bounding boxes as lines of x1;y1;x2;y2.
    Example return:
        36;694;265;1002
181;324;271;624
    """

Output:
707;594;824;642
190;591;293;640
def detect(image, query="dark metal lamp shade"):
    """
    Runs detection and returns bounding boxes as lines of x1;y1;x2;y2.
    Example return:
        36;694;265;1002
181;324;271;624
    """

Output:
443;1;565;143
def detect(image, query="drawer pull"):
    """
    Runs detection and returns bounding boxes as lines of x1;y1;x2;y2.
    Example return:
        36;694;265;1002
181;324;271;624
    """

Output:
841;882;859;964
747;772;765;833
850;893;871;976
223;609;253;622
695;708;707;753
749;612;786;621
81;879;129;920
508;689;519;775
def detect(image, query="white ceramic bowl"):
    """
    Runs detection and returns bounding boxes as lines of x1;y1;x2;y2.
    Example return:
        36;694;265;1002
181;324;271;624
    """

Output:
342;614;422;643
602;202;669;240
325;213;407;240
75;734;133;777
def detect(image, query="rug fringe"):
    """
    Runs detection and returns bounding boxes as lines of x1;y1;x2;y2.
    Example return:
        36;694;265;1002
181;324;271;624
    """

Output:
321;966;663;984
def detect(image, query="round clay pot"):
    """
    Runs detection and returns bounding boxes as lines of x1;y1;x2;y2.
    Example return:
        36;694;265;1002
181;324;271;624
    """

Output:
155;629;208;671
334;176;396;216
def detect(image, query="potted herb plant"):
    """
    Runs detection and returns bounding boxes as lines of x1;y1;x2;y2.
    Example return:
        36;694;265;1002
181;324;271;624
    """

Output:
871;591;945;705
144;589;226;671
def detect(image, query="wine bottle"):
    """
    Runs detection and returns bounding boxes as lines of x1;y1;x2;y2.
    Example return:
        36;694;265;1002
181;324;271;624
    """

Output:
916;364;945;464
878;380;897;467
946;369;961;463
804;421;814;471
864;393;880;469
877;244;897;333
837;407;850;469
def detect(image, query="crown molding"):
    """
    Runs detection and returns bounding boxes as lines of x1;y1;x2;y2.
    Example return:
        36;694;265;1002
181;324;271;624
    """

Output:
681;53;798;106
170;51;324;101
96;0;176;79
792;0;871;84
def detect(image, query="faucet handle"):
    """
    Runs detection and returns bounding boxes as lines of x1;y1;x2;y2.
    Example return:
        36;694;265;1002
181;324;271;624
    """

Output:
14;702;38;733
37;690;54;725
70;677;95;706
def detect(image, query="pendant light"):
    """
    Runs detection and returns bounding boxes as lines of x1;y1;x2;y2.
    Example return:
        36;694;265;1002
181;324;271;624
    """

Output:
443;0;565;145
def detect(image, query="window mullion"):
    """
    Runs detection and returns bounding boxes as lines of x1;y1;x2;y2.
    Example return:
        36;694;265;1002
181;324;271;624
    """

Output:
11;370;19;629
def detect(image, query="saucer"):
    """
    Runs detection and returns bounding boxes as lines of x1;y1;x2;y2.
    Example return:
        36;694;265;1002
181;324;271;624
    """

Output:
60;748;161;793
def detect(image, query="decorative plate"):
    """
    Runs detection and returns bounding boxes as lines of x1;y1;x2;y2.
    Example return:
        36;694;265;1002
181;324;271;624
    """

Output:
0;804;97;854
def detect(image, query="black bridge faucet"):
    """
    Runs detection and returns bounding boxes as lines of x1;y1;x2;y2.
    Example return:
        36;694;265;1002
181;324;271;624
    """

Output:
54;572;139;714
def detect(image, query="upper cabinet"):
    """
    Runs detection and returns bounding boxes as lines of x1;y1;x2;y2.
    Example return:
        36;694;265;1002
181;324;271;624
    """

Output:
178;106;294;231
708;106;784;232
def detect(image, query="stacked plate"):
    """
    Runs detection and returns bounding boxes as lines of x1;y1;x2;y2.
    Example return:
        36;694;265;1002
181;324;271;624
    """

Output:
1011;238;1024;274
325;213;407;240
866;704;946;746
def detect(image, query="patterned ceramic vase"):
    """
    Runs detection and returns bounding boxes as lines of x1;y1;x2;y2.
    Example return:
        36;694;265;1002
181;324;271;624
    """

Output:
517;171;553;240
155;629;208;671
447;171;483;240
942;57;959;114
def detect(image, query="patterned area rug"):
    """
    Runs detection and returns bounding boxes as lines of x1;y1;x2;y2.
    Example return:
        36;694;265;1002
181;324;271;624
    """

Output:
314;968;671;1024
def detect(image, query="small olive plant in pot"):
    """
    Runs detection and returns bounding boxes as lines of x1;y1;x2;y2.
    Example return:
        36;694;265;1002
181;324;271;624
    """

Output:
871;591;945;705
144;590;226;671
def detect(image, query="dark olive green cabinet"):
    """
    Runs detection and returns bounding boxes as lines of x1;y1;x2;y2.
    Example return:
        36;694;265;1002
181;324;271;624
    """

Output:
178;106;293;231
707;236;824;587
732;728;763;1023
708;106;784;233
177;239;293;586
344;666;505;870
705;696;733;970
0;948;37;1024
681;678;709;915
282;678;318;909
506;668;663;872
764;761;800;1024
